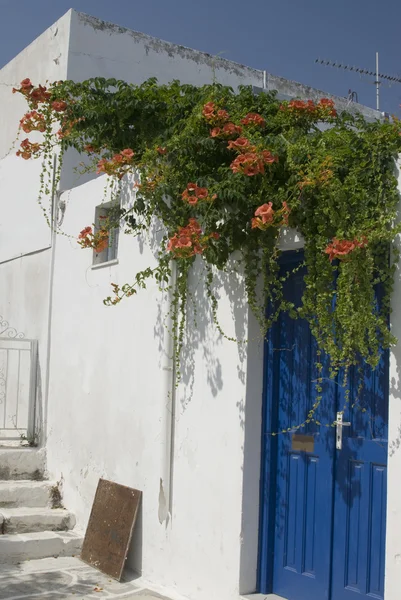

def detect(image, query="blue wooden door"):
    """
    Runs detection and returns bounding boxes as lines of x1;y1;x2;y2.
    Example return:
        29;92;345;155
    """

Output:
259;252;388;600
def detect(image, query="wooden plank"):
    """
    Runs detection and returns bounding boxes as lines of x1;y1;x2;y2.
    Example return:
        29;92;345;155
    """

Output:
80;478;142;580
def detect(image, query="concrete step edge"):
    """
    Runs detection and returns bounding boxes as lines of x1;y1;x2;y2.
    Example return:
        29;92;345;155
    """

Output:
0;508;76;534
0;481;55;508
0;529;83;563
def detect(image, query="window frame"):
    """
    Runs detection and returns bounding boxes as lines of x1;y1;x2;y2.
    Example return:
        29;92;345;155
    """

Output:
92;202;120;267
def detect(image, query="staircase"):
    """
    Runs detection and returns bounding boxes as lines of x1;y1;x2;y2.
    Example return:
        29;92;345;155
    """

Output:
0;447;83;563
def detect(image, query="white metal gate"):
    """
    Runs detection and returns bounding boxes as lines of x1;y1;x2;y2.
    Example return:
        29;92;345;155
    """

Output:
0;338;38;441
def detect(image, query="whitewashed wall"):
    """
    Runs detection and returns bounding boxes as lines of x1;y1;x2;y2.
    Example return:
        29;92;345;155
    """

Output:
0;154;53;262
68;11;263;89
0;10;70;262
45;175;264;600
0;12;70;441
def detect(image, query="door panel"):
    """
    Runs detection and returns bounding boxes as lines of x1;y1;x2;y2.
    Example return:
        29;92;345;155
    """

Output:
272;260;336;600
331;359;388;600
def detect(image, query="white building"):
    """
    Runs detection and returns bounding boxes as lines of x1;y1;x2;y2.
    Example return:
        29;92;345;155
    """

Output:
0;10;400;600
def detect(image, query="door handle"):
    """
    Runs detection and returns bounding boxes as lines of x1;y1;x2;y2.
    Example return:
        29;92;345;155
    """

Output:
334;412;351;450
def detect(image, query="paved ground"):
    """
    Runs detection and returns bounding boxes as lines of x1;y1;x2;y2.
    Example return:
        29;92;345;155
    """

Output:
0;557;171;600
0;558;285;600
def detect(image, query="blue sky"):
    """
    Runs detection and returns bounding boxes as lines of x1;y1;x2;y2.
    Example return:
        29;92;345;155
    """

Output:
0;0;400;115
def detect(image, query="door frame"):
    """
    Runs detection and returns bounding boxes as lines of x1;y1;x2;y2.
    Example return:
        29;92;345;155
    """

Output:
257;248;390;597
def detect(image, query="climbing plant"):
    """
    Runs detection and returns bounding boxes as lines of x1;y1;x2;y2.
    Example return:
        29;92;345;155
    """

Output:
12;76;401;387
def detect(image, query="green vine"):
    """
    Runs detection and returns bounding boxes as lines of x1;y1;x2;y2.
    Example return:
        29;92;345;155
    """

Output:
12;77;401;418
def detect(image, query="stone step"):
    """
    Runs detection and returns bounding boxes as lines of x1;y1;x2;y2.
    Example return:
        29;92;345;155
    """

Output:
0;480;54;508
0;507;75;534
0;530;83;563
0;448;46;480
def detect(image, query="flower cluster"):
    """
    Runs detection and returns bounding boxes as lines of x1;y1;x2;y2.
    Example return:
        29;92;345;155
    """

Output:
84;144;97;153
78;227;93;245
78;226;109;253
230;150;278;176
280;98;337;119
97;149;135;179
207;109;265;138
181;183;217;205
202;101;249;140
324;237;368;261
16;138;42;160
318;98;337;117
202;102;230;124
252;202;274;229
203;103;275;175
12;78;33;95
251;201;290;230
241;112;265;127
19;111;46;133
284;99;315;113
227;137;253;151
167;219;219;258
52;100;67;112
210;123;242;138
12;79;51;108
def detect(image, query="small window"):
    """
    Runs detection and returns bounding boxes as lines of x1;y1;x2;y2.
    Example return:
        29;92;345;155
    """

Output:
92;203;120;266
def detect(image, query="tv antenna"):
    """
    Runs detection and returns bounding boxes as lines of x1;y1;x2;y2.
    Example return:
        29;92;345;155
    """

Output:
315;53;401;111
